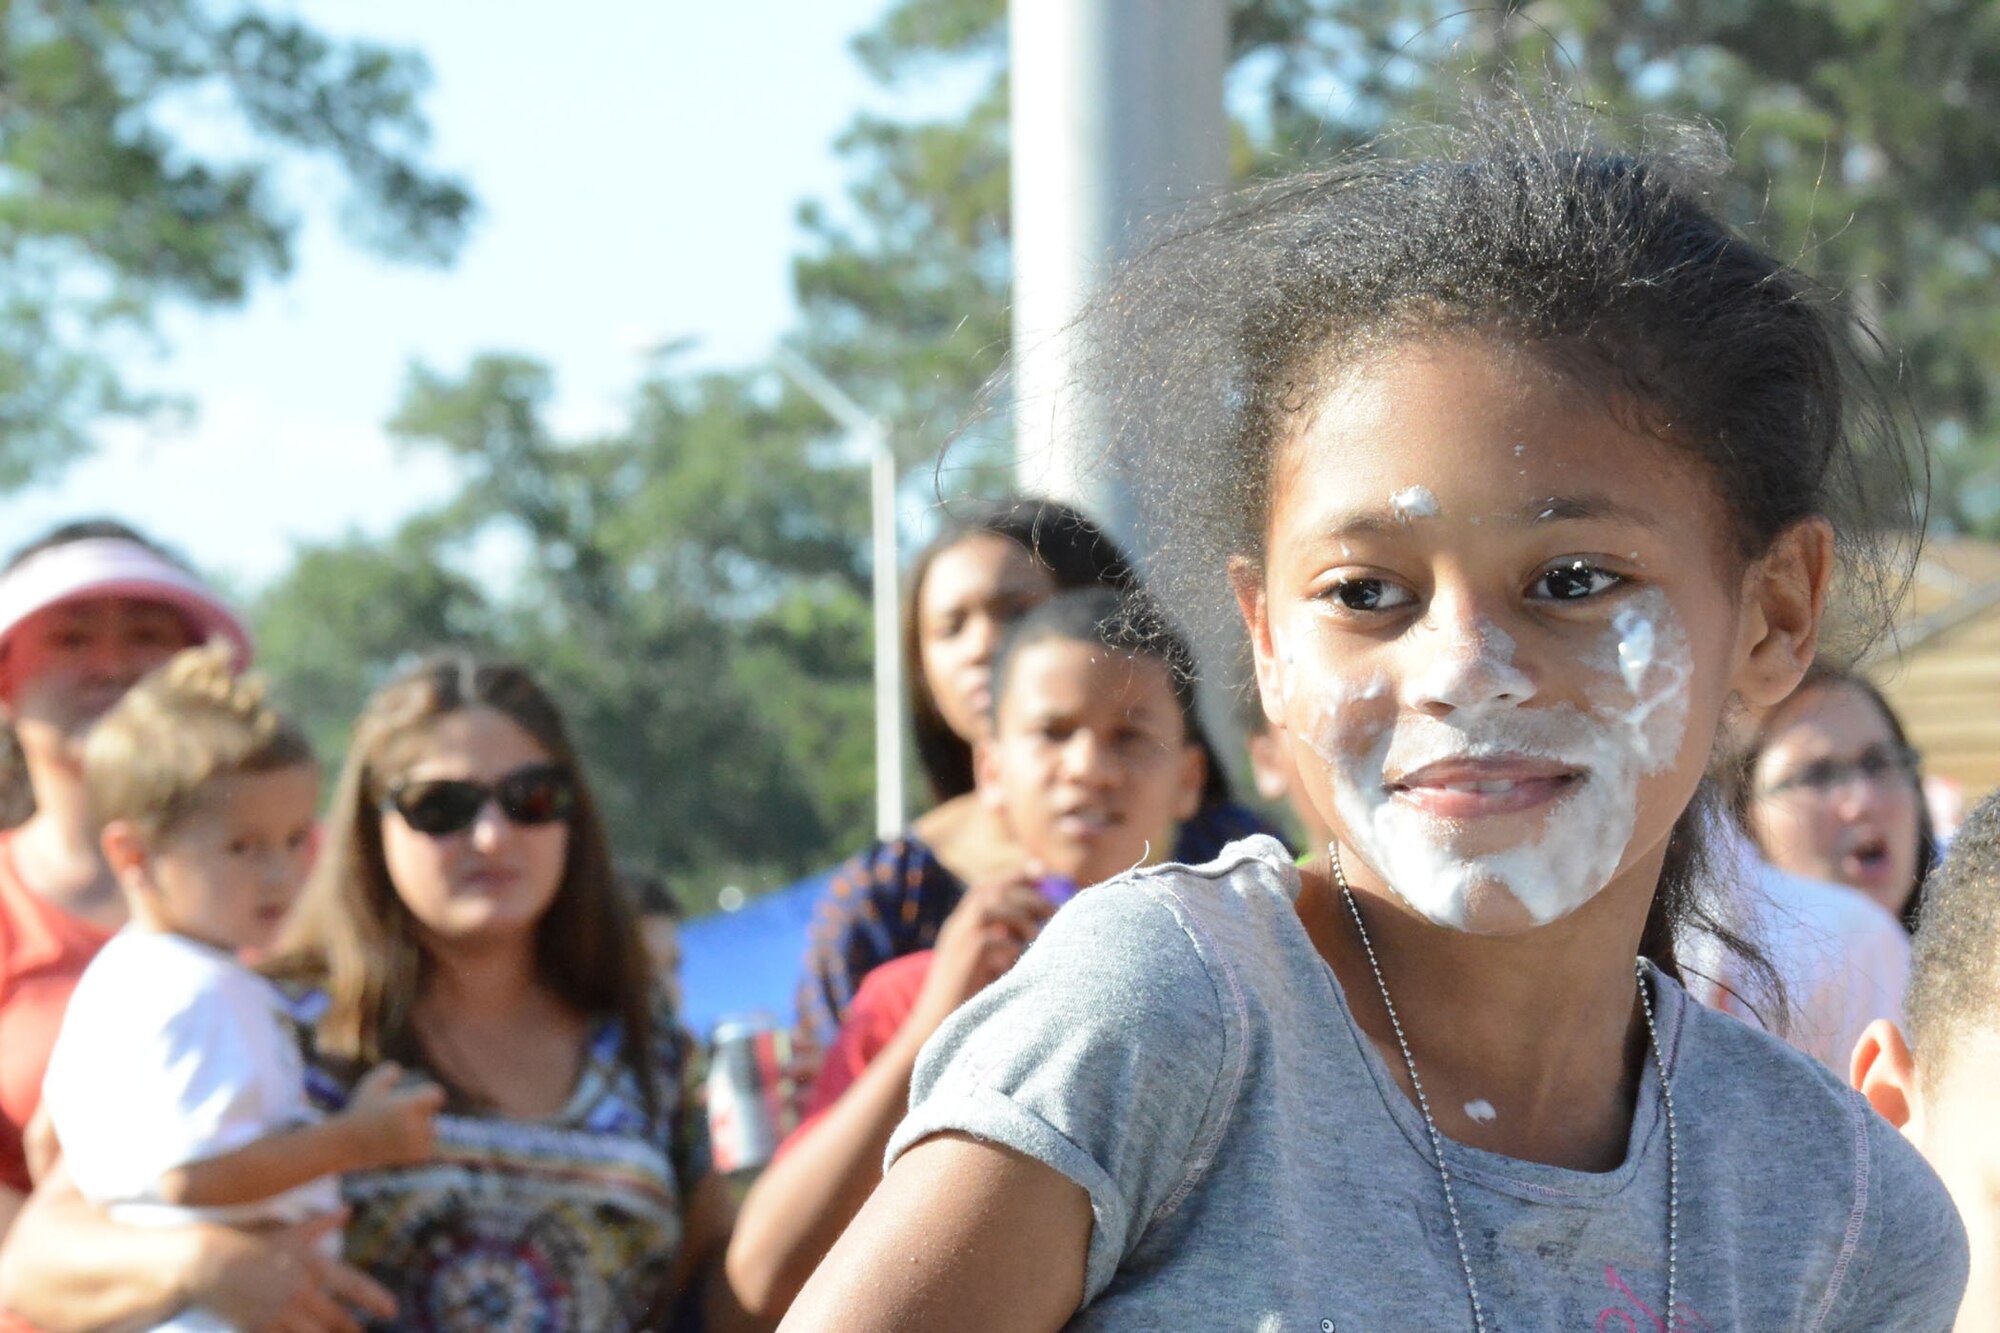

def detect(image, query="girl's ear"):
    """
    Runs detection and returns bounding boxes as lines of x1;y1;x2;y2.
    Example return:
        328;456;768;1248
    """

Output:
1733;518;1835;709
1228;555;1288;730
1852;1017;1925;1140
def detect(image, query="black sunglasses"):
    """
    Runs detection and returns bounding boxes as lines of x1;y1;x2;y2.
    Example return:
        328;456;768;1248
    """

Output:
382;763;577;837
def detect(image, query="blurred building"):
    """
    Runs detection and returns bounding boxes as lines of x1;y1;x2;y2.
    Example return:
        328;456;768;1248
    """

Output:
1868;536;2000;803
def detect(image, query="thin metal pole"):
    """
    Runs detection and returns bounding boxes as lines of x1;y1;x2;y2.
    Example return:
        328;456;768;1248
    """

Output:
774;349;906;839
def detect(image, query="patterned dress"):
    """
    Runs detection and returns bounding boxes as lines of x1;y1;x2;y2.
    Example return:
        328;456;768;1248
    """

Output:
794;802;1285;1042
280;988;709;1333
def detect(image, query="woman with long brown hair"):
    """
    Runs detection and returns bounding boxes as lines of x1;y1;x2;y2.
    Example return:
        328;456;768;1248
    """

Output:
268;653;730;1330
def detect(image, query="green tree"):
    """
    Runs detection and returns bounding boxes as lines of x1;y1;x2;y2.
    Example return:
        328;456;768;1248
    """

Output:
0;0;473;488
250;520;493;769
800;0;2000;530
255;356;876;905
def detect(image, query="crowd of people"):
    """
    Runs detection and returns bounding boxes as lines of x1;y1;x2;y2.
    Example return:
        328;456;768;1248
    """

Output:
1;96;1998;1330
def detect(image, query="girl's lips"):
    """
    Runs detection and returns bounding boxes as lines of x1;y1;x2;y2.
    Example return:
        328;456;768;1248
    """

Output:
1388;758;1582;819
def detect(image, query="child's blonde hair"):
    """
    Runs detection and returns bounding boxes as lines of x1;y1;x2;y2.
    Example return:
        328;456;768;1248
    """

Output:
85;642;314;840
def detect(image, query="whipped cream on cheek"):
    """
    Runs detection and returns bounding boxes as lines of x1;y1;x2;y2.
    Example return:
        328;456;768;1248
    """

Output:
1284;588;1693;932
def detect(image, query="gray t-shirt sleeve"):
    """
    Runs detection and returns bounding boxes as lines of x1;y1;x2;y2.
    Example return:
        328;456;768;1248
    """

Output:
885;875;1238;1305
1814;1104;1969;1331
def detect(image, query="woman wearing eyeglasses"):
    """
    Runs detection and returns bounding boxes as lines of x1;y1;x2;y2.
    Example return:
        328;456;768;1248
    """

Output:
1674;664;1933;1074
0;653;748;1333
1741;664;1938;929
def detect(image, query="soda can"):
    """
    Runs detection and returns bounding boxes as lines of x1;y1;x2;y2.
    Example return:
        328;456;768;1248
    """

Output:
705;1013;795;1174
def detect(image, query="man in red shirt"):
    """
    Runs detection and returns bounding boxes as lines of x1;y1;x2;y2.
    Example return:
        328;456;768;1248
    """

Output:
0;522;248;1240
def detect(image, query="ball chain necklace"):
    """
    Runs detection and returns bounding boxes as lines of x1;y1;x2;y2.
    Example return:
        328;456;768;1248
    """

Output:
1328;845;1679;1333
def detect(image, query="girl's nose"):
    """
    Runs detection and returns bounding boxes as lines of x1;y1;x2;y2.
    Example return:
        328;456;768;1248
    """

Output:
1404;606;1535;715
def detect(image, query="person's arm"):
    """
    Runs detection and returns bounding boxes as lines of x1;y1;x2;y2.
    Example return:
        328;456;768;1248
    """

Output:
777;1133;1090;1333
728;876;1048;1318
781;872;1236;1332
156;1063;443;1208
678;1173;771;1333
0;1163;396;1333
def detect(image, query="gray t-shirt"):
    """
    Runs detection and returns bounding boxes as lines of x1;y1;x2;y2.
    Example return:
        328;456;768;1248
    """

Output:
887;836;1966;1331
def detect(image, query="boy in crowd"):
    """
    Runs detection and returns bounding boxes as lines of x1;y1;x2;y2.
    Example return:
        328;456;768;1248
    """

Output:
38;644;442;1333
1853;788;2000;1330
724;588;1208;1319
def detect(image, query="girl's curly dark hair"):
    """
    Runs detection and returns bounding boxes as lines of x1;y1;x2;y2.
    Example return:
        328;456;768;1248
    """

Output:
1063;91;1925;1002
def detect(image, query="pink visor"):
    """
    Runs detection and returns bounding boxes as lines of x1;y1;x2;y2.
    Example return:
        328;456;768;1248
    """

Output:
0;538;252;669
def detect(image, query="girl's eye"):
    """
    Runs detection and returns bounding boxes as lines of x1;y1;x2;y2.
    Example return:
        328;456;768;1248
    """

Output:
1531;560;1623;602
1327;578;1415;613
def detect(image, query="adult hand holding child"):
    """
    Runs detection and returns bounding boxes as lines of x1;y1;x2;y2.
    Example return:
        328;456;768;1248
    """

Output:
183;1209;396;1333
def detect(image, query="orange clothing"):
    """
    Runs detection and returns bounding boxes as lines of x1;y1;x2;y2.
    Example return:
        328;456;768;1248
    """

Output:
0;830;112;1195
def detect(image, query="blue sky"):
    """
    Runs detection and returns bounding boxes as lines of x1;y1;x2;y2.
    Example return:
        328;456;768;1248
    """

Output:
3;0;907;590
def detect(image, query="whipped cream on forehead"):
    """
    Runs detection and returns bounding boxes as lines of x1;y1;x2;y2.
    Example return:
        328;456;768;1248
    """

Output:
1287;588;1692;932
1390;487;1440;520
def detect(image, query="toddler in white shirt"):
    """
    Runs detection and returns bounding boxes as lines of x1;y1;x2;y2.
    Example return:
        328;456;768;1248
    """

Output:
41;644;442;1333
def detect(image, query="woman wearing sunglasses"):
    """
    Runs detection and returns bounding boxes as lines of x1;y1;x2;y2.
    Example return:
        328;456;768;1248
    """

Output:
271;653;738;1331
1;654;745;1332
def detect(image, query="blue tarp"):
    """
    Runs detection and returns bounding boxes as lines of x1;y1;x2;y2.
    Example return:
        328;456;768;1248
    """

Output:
676;870;827;1039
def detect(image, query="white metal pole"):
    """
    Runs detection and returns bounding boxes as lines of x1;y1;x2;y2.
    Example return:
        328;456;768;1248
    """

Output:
773;350;906;839
1008;0;1229;546
867;433;903;839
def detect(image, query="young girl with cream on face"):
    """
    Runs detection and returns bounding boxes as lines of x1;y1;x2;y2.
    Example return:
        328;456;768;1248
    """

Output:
779;103;1966;1331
